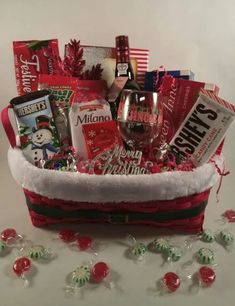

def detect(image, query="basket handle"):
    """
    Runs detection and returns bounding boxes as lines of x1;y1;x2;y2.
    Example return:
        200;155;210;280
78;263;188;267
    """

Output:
1;104;17;148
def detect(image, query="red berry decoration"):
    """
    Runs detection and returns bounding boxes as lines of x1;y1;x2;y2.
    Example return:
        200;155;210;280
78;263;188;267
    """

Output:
162;272;181;292
13;257;31;277
198;266;216;287
76;235;93;251
59;229;77;243
91;262;109;283
1;228;17;242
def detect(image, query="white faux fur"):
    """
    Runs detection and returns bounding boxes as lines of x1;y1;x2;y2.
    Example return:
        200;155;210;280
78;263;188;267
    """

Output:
8;148;223;203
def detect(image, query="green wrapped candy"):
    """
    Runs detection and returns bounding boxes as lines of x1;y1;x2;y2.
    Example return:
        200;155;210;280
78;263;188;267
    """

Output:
29;245;48;260
153;238;169;253
201;230;215;243
166;246;182;262
131;242;147;258
220;230;234;246
71;265;91;287
197;247;214;264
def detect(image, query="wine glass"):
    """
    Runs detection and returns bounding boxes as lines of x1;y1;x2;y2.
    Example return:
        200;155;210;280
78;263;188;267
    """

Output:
117;90;163;152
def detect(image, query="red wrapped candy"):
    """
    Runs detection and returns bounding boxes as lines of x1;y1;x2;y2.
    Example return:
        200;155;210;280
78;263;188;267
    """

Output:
162;272;181;293
13;257;32;277
198;266;216;287
91;262;109;283
76;235;93;251
1;228;17;242
58;229;78;243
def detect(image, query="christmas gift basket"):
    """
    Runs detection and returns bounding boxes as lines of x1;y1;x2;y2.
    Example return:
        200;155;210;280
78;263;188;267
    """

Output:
1;37;234;234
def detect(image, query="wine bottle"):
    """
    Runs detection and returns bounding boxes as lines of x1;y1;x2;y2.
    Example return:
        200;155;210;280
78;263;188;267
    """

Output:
108;35;141;118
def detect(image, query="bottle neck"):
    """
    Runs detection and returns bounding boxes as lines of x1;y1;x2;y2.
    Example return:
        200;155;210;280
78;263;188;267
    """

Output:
116;48;131;64
115;48;134;79
115;35;135;80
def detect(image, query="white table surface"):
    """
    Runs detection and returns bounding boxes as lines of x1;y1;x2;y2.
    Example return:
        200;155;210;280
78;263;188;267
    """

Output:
0;126;235;306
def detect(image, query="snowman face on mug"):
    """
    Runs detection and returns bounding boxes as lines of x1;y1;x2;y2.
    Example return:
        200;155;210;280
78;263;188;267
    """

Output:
32;128;53;147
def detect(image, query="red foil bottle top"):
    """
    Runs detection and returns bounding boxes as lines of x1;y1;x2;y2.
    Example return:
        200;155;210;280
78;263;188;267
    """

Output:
115;35;130;64
115;35;129;49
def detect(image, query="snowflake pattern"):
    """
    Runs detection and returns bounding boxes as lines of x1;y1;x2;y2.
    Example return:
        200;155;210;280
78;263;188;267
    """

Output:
88;130;96;138
87;139;93;146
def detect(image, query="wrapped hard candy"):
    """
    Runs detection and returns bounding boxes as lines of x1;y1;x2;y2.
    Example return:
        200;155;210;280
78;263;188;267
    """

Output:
1;228;23;245
40;150;78;172
214;229;234;252
166;245;183;262
58;230;96;253
65;260;113;295
58;229;78;243
12;257;32;287
154;238;191;264
90;259;114;289
201;230;215;243
160;272;181;293
127;235;147;262
189;265;216;293
222;210;235;223
65;264;91;295
71;265;91;287
16;242;54;262
91;262;110;283
197;247;215;265
198;266;216;287
76;235;93;252
152;238;170;253
219;230;234;246
131;242;147;259
28;245;53;261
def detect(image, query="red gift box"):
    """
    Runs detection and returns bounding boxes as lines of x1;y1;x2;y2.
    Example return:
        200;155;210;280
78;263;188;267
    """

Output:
82;120;123;159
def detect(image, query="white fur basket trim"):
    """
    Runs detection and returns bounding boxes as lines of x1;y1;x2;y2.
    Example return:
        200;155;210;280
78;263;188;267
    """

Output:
8;148;223;203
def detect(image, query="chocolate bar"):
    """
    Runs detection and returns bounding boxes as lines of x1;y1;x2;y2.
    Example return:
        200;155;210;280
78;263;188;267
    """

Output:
152;76;220;153
38;74;79;149
10;90;60;165
170;89;235;166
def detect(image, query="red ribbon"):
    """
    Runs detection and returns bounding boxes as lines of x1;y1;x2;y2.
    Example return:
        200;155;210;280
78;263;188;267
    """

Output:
153;65;167;92
210;159;230;202
1;104;16;148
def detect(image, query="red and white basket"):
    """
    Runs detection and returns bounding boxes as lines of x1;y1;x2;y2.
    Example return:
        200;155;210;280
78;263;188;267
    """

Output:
7;146;222;234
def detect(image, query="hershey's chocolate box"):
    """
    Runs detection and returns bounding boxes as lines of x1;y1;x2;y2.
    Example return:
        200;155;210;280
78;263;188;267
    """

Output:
152;76;220;152
170;88;235;166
